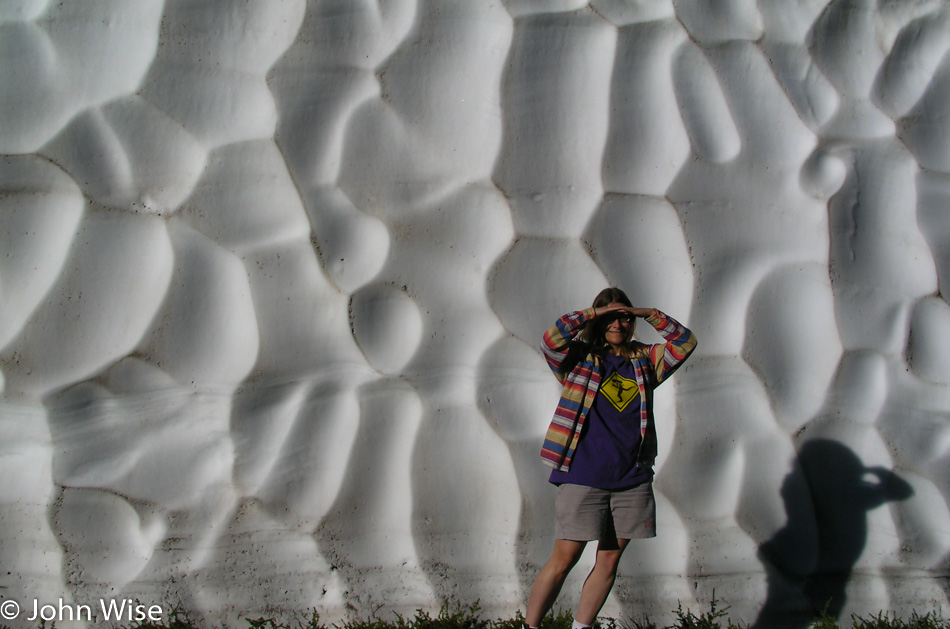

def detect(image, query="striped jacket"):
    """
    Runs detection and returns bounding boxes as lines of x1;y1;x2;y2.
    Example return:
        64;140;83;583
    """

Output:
539;308;697;472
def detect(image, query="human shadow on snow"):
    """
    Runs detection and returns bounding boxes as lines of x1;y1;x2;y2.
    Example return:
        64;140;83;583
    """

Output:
753;439;913;628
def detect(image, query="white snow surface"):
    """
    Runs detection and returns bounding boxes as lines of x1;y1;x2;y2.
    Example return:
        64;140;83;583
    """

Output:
1;1;950;627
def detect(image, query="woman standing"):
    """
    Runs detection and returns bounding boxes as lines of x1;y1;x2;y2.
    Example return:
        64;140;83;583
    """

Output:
525;287;696;629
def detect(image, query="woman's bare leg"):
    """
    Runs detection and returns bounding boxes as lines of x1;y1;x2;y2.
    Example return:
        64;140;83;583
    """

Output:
573;538;631;625
525;539;587;627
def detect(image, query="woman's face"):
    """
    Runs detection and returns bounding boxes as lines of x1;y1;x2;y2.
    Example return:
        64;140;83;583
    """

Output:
603;301;632;348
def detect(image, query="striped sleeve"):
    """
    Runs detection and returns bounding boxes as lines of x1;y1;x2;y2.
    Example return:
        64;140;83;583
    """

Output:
645;309;697;385
540;308;595;379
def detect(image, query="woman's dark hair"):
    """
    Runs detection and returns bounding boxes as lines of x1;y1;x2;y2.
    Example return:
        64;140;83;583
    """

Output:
558;287;641;376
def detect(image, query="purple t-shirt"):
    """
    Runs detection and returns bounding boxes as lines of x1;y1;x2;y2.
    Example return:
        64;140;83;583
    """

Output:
549;353;653;490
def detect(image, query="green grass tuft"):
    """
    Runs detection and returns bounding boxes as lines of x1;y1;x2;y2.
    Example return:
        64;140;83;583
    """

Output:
849;610;950;629
662;598;744;629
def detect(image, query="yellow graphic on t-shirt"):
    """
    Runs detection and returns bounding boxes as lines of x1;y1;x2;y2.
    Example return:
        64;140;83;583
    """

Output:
599;371;640;412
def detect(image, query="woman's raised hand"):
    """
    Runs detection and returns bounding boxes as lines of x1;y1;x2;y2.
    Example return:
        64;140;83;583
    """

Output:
627;307;655;318
593;304;655;319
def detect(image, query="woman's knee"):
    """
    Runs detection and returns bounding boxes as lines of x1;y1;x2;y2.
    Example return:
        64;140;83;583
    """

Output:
593;550;623;575
547;541;585;574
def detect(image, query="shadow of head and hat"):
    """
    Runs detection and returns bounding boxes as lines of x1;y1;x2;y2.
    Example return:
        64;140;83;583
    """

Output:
753;439;913;629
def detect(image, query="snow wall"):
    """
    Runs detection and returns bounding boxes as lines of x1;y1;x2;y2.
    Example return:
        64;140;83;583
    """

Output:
1;1;950;627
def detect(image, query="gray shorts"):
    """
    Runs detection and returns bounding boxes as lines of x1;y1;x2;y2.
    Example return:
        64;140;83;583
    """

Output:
555;483;656;541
